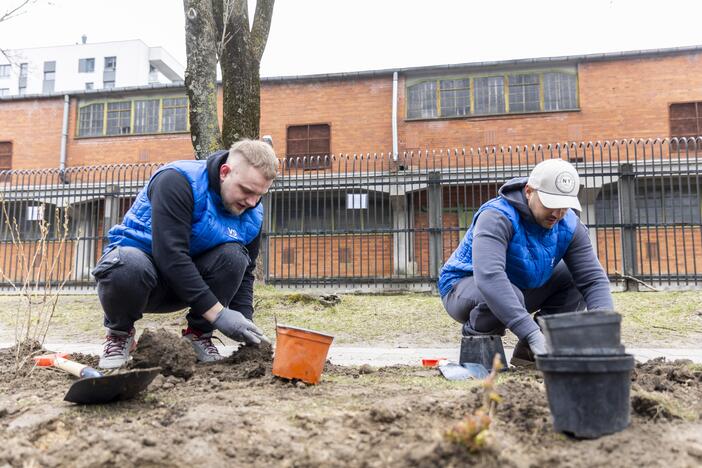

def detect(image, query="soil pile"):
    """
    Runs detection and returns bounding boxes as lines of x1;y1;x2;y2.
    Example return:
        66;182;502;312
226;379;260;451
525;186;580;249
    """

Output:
128;328;197;379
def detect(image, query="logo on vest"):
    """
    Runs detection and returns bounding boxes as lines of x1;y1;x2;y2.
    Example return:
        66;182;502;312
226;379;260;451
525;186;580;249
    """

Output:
555;171;575;193
227;227;239;239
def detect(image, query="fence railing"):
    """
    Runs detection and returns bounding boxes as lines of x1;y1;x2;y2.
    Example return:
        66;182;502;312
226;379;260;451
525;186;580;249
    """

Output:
2;137;702;292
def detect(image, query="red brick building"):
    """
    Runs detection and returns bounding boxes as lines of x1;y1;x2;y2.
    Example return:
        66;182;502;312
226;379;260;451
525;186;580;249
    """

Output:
2;45;702;288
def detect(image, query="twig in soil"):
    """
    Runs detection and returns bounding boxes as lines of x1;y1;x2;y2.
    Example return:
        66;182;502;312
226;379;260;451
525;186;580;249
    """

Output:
444;355;504;452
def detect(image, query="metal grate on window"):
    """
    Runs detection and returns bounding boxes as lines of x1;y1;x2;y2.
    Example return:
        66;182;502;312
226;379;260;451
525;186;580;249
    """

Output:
106;101;131;135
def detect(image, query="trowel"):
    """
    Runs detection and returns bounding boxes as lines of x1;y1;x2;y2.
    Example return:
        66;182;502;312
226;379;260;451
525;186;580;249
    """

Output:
33;353;160;404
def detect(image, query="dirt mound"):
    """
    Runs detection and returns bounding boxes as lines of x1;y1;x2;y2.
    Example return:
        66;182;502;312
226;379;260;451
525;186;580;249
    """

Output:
128;328;197;379
200;342;273;381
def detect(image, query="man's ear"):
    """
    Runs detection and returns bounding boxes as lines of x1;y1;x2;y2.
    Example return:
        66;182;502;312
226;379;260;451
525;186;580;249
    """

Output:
524;184;533;201
220;163;231;181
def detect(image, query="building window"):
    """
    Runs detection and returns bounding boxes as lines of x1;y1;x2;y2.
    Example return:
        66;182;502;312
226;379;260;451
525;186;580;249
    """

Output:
18;63;27;95
149;65;159;83
543;72;577;111
0;65;10;78
440;79;470;117
0;142;11;181
0;88;8;96
78;103;104;136
509;74;541;113
85;82;93;90
162;97;187;132
474;76;505;115
77;95;189;137
670;102;702;138
286;124;331;169
407;81;437;119
104;56;117;71
134;99;159;133
42;61;55;94
106;101;131;135
406;68;578;119
78;58;95;73
103;80;115;89
272;190;392;233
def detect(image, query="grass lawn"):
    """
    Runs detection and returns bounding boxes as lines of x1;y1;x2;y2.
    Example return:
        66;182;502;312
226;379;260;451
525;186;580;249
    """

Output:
0;286;701;347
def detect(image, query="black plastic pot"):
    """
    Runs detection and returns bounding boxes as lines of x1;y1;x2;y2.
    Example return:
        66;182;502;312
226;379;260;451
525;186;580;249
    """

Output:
459;335;507;370
537;311;625;355
536;354;634;438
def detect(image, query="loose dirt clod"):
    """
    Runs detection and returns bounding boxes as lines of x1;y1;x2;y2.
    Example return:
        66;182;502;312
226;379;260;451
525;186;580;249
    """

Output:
128;328;197;379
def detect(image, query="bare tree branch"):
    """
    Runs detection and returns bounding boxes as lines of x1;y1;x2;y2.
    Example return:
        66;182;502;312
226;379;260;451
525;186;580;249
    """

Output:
0;0;33;23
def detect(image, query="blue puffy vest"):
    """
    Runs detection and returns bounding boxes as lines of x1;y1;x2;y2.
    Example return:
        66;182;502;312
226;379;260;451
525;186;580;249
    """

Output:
106;158;263;256
437;196;578;297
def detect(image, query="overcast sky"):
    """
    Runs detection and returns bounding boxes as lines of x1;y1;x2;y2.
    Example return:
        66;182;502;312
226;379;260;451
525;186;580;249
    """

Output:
1;0;702;77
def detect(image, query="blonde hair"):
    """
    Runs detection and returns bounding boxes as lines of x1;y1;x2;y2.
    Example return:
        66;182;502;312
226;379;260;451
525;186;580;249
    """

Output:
228;139;279;180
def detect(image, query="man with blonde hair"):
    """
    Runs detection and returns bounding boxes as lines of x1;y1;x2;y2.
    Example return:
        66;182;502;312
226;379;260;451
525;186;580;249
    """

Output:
93;139;279;368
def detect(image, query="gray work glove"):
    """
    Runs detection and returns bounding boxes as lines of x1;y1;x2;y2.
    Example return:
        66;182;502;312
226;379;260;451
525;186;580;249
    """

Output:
212;307;269;345
525;329;548;356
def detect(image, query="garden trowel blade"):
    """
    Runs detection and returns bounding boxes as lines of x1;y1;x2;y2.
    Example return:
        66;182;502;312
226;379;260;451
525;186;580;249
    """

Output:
64;367;161;404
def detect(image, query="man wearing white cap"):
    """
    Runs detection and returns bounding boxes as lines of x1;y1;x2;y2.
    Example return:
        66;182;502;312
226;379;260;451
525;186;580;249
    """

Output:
438;159;613;367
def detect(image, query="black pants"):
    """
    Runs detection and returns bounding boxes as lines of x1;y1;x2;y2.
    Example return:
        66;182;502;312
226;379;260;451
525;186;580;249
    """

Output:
441;261;585;336
93;243;250;333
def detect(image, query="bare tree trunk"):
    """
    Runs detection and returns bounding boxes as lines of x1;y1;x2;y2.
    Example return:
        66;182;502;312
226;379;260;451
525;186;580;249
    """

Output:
183;0;223;159
220;0;274;147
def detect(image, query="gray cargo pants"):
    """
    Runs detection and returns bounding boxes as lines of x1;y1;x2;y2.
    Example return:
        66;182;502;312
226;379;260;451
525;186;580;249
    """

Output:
441;261;585;336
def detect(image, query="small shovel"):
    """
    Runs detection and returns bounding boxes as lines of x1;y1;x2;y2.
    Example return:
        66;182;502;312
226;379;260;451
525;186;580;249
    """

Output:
34;353;160;405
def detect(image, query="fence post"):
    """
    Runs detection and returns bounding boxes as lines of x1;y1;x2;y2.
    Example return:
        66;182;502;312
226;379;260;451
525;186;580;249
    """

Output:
102;184;121;244
428;171;443;284
618;163;639;292
261;193;272;283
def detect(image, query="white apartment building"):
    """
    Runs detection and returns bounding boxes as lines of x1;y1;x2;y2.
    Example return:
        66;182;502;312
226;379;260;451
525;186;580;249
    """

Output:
0;38;184;97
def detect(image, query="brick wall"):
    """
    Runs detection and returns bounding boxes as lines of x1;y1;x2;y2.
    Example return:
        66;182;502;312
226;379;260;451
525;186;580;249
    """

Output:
0;98;65;170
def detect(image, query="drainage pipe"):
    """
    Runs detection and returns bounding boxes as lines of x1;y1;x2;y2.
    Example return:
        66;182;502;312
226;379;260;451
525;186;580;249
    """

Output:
59;94;69;171
392;71;398;161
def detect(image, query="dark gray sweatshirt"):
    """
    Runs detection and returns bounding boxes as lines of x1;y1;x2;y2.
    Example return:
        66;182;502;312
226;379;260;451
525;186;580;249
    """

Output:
472;177;613;339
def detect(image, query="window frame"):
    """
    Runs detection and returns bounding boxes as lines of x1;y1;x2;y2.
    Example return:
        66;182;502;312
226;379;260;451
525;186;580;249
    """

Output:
405;66;579;121
76;95;189;138
0;64;10;78
670;101;702;139
285;123;332;170
78;58;95;73
0;141;12;181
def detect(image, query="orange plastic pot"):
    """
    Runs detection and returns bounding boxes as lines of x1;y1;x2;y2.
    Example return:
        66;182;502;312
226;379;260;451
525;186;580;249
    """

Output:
272;325;334;385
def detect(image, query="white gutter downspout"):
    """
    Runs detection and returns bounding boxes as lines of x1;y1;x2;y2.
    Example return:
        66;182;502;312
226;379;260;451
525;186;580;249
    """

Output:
392;71;398;161
59;94;69;172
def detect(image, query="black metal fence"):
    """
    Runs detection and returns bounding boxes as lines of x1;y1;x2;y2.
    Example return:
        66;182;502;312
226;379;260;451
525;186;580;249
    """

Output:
2;137;702;292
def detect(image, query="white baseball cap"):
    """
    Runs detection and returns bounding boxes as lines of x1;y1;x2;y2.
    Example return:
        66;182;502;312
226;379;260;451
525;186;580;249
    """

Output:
527;159;581;211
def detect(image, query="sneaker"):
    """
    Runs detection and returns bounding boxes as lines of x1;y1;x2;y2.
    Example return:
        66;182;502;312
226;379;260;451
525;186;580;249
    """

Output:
182;327;224;363
99;328;137;369
509;339;536;368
